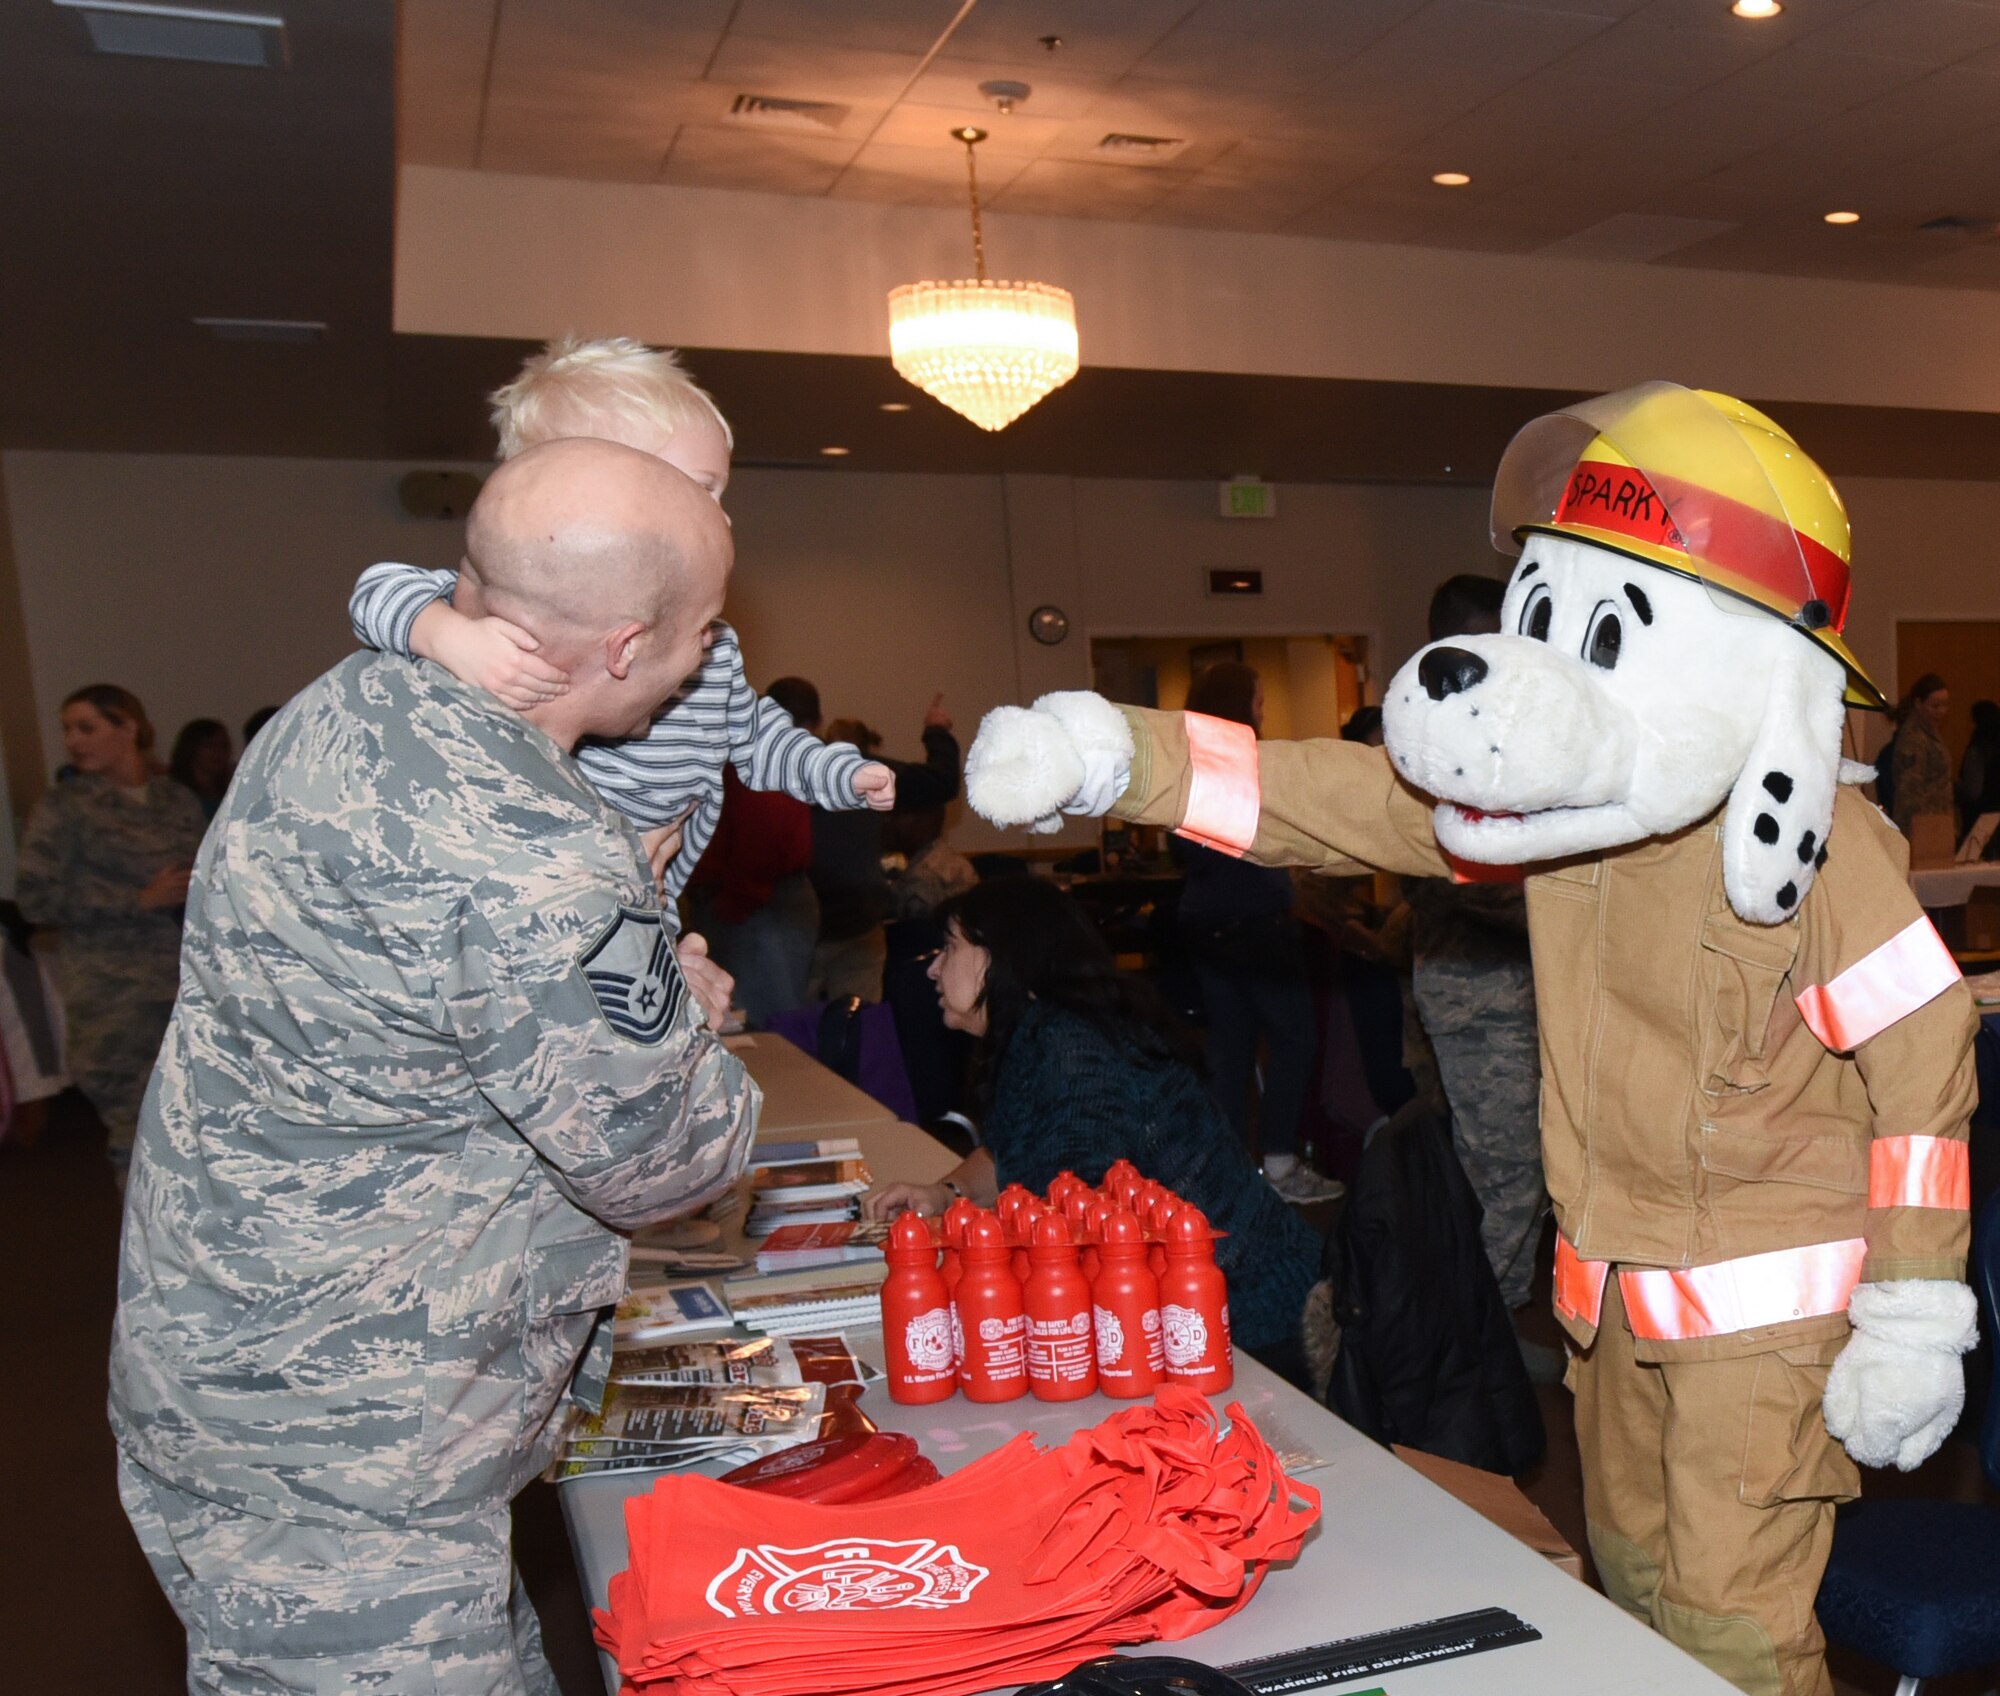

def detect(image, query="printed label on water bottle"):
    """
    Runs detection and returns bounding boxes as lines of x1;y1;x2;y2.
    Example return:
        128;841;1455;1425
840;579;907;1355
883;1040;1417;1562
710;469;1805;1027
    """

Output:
1028;1311;1094;1383
903;1307;954;1377
1142;1306;1164;1373
1162;1303;1209;1370
1093;1305;1125;1369
977;1313;1026;1380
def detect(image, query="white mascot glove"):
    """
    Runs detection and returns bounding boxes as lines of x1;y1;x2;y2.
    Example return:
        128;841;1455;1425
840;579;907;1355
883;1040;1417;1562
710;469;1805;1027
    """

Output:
1822;1279;1980;1470
966;692;1134;835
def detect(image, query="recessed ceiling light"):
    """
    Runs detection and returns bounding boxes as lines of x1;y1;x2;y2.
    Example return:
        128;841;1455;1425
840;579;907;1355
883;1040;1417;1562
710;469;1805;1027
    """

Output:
879;402;912;413
1431;171;1472;187
1823;210;1861;225
820;446;851;457
54;1;288;68
1730;0;1782;17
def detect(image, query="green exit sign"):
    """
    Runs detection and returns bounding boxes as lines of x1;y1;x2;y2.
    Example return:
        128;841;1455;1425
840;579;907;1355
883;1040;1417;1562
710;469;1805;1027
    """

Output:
1220;477;1276;518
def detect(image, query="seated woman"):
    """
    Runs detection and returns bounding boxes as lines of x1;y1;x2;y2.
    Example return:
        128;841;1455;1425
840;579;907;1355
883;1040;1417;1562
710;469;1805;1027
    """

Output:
862;877;1327;1387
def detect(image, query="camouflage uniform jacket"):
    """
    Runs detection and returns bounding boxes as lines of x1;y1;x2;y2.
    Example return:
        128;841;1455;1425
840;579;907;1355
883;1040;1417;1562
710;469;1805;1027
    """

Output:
109;653;760;1528
16;772;207;1000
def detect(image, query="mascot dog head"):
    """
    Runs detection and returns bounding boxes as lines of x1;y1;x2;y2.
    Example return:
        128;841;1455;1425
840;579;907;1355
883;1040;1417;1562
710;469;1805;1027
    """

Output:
1383;383;1885;926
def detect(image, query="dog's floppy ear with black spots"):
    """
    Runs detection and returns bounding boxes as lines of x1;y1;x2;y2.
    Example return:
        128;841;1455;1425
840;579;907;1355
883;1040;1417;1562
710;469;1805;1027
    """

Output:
1721;637;1847;925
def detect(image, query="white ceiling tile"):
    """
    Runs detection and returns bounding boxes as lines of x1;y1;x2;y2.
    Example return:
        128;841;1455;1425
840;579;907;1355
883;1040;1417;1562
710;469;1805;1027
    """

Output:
903;58;1115;122
990;155;1195;217
1629;0;1879;42
701;33;926;104
1128;0;1433;93
1800;0;2000;67
1703;43;1932;108
660;125;863;195
1547;16;1787;87
1336;0;1616;95
869;101;1072;156
397;0;497;171
939;0;1202;77
728;0;969;55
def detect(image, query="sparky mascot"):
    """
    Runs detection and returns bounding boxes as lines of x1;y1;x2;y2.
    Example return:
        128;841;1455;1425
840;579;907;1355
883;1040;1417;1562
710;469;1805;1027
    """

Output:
965;384;1978;1696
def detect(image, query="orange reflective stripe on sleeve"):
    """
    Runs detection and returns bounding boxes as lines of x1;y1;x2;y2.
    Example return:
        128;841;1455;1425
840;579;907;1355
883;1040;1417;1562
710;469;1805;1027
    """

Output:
1178;712;1260;857
1795;915;1960;1053
1446;852;1527;886
1553;1234;1609;1328
1619;1238;1866;1342
1869;1135;1971;1210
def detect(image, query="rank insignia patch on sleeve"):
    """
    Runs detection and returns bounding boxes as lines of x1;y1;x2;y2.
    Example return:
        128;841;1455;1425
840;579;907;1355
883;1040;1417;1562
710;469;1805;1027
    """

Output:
578;907;687;1044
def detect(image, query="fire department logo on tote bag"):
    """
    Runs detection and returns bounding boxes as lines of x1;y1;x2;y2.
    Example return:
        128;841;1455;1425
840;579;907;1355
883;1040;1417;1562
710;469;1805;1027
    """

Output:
706;1539;990;1616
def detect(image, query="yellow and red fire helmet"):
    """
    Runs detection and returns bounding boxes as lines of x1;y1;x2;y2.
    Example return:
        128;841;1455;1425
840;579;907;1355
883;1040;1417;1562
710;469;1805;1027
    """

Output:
1491;382;1885;709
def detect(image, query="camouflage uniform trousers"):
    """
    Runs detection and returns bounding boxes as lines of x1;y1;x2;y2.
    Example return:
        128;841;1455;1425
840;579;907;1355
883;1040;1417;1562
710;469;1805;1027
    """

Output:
63;954;176;1170
117;1449;560;1696
1417;988;1545;1311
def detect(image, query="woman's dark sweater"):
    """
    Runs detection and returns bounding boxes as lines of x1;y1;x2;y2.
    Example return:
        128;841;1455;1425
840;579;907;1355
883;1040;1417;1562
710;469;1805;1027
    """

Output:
980;1001;1322;1352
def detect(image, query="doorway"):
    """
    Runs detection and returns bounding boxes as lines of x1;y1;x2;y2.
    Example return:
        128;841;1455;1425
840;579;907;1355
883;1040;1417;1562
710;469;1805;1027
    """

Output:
1895;621;2000;771
1089;634;1370;738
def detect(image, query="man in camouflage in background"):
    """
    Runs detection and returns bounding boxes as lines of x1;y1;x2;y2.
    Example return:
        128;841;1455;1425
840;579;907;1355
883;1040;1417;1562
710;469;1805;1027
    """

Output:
109;439;759;1695
1408;575;1546;1313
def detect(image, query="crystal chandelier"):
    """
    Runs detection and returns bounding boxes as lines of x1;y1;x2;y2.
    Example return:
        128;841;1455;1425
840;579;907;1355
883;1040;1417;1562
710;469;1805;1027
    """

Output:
887;127;1079;432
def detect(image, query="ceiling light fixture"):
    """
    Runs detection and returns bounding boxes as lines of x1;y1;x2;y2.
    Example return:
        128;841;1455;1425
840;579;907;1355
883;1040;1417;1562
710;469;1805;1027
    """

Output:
1730;0;1782;17
1823;210;1861;225
879;402;912;413
887;126;1079;432
1431;171;1472;187
54;0;288;67
820;446;851;457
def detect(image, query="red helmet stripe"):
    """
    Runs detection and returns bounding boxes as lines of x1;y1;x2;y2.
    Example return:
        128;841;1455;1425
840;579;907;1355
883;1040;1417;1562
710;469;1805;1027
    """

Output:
1554;459;1852;631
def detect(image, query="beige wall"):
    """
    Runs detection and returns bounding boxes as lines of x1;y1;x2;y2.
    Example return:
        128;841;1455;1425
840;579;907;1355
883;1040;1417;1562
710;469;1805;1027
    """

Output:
4;451;1992;851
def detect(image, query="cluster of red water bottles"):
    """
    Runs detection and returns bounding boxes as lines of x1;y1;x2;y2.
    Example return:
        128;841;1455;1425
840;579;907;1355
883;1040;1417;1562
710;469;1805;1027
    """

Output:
879;1160;1233;1406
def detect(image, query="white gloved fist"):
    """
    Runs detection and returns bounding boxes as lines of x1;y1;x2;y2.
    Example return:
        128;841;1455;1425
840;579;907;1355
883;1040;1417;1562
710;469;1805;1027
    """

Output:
1822;1279;1979;1470
966;692;1133;834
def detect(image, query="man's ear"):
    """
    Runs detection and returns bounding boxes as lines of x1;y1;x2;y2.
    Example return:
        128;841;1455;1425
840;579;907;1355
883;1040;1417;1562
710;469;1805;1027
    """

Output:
603;620;648;682
1721;636;1846;925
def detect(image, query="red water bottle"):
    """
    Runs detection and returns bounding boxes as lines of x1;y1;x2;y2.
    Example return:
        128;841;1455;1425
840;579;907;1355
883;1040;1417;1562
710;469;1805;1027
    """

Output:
1090;1207;1162;1398
1146;1190;1180;1279
996;1184;1034;1232
1080;1196;1112;1283
1024;1215;1098;1401
880;1212;957;1404
939;1198;978;1363
956;1213;1028;1402
1046;1170;1085;1208
1158;1206;1232;1393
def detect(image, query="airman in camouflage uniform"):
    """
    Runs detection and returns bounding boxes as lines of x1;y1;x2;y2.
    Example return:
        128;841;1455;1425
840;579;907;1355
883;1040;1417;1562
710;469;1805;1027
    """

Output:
16;770;206;1167
1408;878;1545;1309
110;440;759;1695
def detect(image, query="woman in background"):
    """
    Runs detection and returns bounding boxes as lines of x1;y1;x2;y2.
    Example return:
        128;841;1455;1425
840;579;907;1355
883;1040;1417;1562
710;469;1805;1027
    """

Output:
1887;672;1952;836
17;685;206;1182
168;717;235;818
1957;699;2000;841
1172;662;1339;1203
862;877;1327;1387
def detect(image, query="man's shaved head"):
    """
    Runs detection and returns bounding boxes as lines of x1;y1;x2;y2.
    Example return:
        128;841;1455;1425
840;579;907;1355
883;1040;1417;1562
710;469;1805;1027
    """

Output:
456;437;734;747
465;436;729;636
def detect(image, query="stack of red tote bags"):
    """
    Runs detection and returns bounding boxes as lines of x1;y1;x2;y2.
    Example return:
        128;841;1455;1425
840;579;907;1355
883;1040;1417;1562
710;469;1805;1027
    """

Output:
597;1385;1320;1696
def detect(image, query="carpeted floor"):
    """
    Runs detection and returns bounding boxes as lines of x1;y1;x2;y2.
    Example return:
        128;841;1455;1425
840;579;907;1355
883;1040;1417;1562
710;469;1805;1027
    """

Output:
4;1096;1991;1696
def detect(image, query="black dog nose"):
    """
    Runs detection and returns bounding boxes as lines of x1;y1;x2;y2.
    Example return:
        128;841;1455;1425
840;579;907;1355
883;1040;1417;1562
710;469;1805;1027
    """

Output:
1419;646;1488;702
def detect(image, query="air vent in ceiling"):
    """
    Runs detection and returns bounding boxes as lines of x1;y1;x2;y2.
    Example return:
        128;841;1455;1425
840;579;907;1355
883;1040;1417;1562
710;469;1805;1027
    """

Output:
1920;214;2000;237
1094;132;1188;163
195;316;325;343
55;1;288;68
728;94;850;135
